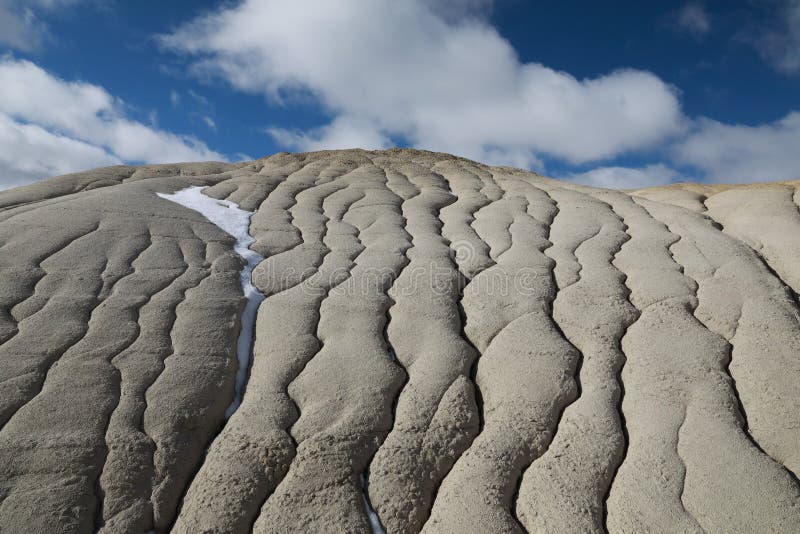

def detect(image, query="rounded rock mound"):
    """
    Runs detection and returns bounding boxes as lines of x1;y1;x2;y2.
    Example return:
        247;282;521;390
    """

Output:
0;149;798;533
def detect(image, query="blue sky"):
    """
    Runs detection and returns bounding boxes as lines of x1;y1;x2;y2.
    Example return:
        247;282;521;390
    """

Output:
0;0;798;189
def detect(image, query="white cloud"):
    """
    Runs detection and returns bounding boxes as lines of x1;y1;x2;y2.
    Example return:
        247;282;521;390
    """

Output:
426;0;494;21
267;115;391;152
0;1;40;51
674;112;800;183
0;57;225;189
266;115;544;170
564;164;683;189
473;146;544;171
161;0;686;167
569;113;800;187
201;115;217;130
746;0;800;75
562;111;800;189
0;0;82;51
671;3;711;37
155;0;800;188
0;112;120;188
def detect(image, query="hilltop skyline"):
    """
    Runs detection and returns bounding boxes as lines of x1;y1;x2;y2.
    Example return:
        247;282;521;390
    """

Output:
0;0;798;188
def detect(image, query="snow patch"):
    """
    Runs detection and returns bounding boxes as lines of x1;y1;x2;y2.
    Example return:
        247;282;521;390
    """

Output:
157;186;265;419
361;472;385;534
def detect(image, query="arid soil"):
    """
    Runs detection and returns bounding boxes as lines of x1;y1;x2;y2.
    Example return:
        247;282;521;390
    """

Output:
0;149;798;533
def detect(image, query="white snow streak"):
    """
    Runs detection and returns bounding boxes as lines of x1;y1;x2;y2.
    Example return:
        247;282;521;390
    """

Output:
157;185;265;419
159;186;382;531
361;472;386;534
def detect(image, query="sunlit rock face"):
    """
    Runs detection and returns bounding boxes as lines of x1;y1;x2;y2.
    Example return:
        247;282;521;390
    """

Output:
0;148;798;534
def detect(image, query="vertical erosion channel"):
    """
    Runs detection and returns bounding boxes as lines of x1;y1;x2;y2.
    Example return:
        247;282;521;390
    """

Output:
157;186;265;418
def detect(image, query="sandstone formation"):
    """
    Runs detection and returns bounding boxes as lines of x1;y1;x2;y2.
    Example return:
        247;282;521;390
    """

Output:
0;149;798;533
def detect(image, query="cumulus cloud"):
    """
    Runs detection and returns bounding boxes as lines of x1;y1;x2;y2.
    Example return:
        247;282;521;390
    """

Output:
746;0;800;75
674;112;800;182
475;146;545;172
267;115;392;153
268;115;545;170
0;57;225;188
566;110;800;187
161;0;686;167
152;0;800;188
0;112;120;188
564;164;684;189
670;3;712;37
573;115;800;186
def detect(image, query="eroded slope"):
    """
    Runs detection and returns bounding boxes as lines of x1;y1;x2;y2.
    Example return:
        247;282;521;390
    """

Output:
0;149;798;533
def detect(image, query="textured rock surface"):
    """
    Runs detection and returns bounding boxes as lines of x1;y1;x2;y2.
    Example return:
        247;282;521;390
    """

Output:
0;149;798;533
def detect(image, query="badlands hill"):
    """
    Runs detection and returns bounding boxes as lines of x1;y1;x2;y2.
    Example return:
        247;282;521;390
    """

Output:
0;148;798;533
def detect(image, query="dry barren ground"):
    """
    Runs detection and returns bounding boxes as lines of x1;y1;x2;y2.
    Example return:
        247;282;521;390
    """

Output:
0;149;798;533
